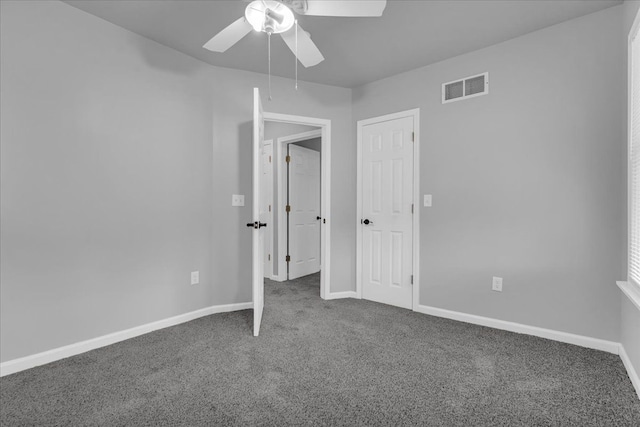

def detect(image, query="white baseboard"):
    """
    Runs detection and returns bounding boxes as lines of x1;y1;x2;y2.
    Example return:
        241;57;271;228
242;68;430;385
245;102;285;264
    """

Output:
325;291;357;300
620;344;640;400
414;304;620;354
0;302;252;377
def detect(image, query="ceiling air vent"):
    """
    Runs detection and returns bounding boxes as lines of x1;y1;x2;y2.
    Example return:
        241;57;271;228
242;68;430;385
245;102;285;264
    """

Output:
442;72;489;104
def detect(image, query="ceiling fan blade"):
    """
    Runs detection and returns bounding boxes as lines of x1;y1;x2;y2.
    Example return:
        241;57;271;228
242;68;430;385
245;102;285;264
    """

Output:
280;23;325;68
203;17;253;52
303;0;387;17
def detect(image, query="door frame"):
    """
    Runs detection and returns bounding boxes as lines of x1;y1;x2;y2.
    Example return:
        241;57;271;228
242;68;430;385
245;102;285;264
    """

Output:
263;139;275;279
275;129;323;283
264;113;331;300
356;108;421;311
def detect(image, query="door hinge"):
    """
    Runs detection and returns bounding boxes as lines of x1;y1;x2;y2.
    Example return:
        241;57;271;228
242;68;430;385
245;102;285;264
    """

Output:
269;204;271;212
411;204;414;214
285;155;291;163
286;255;291;262
411;275;414;285
286;204;291;213
268;254;271;261
412;132;415;142
269;155;271;163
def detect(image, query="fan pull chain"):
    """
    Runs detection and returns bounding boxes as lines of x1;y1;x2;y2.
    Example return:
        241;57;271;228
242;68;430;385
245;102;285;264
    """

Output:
267;32;272;101
295;19;298;91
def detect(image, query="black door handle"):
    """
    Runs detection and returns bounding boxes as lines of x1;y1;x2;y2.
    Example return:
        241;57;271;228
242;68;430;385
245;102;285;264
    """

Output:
246;222;268;229
316;216;321;220
362;219;373;225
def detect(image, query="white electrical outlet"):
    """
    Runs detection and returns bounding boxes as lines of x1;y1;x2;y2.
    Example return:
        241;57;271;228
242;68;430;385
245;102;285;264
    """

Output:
492;276;503;292
191;271;200;285
424;194;432;207
231;195;245;207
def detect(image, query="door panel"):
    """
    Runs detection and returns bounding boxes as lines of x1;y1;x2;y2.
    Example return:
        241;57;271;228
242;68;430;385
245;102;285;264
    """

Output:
361;116;413;309
288;144;321;280
371;230;382;283
252;88;265;336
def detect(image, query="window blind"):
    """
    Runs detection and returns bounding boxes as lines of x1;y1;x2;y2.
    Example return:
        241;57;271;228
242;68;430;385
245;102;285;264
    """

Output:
630;28;640;286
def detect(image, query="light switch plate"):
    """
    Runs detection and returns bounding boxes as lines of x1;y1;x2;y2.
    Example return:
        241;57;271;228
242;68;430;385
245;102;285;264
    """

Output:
423;194;432;207
191;271;199;285
492;276;503;292
231;195;245;207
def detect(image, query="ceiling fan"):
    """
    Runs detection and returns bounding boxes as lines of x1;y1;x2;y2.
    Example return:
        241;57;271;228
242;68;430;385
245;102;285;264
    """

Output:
202;0;387;67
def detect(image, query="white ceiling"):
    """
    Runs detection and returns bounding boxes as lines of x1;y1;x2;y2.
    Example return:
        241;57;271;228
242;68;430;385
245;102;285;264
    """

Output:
64;0;622;88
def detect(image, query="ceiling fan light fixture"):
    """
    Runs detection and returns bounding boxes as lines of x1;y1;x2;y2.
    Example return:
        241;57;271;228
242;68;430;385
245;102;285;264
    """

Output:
245;1;294;34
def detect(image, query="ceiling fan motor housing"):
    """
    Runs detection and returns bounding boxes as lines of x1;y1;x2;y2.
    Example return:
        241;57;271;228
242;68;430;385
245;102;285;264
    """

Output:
245;0;295;34
264;8;284;34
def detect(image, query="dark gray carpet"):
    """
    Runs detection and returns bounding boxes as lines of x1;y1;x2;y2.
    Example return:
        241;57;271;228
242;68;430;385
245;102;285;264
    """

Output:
1;273;639;426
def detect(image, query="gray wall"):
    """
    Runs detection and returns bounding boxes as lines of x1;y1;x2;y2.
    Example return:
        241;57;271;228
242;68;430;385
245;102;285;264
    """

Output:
293;138;322;153
352;5;626;341
0;0;353;362
622;0;640;384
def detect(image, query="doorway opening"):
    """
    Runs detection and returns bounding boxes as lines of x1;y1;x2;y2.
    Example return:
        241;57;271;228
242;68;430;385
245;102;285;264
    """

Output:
279;129;321;281
263;113;331;299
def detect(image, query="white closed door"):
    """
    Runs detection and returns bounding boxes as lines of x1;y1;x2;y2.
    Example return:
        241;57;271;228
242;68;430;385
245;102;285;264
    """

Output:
252;88;266;336
288;144;321;280
361;116;414;309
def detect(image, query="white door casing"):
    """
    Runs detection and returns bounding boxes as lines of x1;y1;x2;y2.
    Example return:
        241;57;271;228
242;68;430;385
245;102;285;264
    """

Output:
262;141;274;278
360;115;414;309
288;144;321;280
252;88;266;336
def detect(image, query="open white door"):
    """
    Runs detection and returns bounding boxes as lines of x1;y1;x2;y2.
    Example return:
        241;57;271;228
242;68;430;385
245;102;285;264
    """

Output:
251;88;266;336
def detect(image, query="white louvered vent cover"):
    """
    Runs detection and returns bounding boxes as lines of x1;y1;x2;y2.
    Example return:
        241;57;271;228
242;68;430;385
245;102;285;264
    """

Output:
630;26;640;286
442;72;489;104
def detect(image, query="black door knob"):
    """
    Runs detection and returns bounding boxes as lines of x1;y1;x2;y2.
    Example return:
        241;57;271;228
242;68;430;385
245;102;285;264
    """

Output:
363;219;372;225
316;216;322;220
258;222;267;228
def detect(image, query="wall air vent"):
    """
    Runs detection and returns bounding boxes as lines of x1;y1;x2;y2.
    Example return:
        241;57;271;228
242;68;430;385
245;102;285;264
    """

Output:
442;72;489;104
